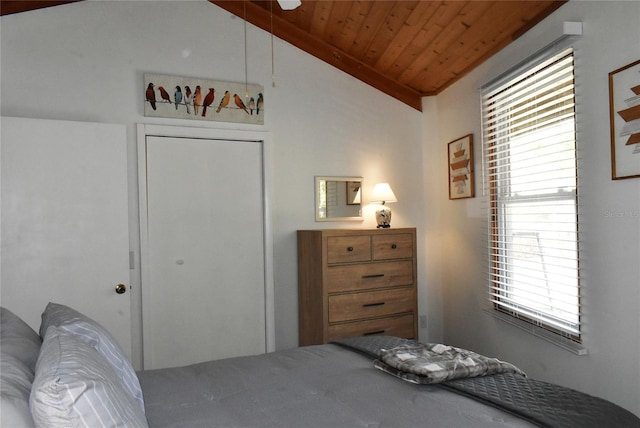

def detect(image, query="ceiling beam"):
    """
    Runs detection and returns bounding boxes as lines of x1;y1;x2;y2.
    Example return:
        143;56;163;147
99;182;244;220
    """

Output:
209;1;423;111
0;0;81;16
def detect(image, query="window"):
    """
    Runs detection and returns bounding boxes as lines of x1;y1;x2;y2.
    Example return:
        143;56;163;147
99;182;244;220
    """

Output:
481;47;581;342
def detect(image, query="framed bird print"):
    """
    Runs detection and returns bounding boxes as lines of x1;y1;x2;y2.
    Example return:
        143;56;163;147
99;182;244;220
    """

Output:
144;73;264;125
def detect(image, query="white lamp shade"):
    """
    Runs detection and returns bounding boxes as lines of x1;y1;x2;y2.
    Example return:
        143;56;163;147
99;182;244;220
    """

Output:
371;183;397;203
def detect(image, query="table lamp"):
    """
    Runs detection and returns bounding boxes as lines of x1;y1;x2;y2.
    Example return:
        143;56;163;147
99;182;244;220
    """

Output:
371;183;397;228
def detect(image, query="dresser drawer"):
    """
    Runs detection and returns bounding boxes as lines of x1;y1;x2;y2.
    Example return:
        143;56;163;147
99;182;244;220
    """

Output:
327;314;415;341
328;287;414;323
327;236;371;264
372;233;413;260
327;260;413;293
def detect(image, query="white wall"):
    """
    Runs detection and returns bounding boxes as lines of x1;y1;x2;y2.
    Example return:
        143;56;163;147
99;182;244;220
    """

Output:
428;0;640;416
0;0;429;361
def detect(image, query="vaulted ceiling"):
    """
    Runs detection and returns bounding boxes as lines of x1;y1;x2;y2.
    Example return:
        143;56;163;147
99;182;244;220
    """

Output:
1;0;566;111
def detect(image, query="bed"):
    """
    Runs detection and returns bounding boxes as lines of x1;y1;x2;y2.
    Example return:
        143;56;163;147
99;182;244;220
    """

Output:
2;304;639;428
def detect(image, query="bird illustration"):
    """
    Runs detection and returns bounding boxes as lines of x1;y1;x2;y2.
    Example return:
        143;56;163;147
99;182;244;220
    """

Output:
158;86;171;104
216;90;230;113
174;86;182;110
184;85;193;114
193;85;202;115
202;88;215;117
146;83;156;110
256;93;264;115
234;94;249;115
249;97;255;115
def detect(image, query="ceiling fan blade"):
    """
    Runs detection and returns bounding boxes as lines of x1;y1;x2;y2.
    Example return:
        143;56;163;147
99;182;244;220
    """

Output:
277;0;301;10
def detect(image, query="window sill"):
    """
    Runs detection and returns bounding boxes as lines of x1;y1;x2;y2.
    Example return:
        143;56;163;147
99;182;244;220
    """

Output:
483;308;588;356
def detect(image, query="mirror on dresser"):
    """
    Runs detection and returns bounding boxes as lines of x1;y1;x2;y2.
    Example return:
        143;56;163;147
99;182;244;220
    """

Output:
315;176;363;222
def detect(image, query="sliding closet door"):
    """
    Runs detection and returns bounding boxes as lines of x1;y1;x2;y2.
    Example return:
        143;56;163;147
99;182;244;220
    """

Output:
143;136;266;370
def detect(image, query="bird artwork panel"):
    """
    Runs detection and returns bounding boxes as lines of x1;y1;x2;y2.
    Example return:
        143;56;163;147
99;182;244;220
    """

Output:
143;73;264;125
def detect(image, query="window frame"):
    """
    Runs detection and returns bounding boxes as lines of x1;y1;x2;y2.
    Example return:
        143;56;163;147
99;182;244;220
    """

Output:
482;45;582;344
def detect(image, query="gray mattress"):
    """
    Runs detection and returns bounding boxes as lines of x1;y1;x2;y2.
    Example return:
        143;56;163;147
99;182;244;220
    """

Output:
138;343;539;428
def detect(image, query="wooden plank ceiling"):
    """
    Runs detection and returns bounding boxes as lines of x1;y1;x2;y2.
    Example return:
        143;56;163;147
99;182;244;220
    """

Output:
1;0;566;111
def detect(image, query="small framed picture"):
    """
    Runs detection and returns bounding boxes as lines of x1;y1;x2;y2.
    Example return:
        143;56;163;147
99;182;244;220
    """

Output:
346;181;361;205
448;134;475;200
609;59;640;180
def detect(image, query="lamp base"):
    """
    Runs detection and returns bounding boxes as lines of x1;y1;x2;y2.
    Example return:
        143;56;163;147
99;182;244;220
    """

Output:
375;205;392;228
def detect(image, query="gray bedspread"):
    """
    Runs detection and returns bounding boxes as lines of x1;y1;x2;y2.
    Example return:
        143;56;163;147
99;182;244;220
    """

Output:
138;342;537;428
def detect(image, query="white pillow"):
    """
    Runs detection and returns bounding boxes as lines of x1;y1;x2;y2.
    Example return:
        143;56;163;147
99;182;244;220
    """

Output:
30;326;149;428
0;353;36;428
39;302;145;411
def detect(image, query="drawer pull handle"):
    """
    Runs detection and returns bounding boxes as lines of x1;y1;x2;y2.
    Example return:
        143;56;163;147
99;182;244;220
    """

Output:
363;302;385;308
391;244;397;249
362;273;384;279
347;246;354;252
364;330;386;336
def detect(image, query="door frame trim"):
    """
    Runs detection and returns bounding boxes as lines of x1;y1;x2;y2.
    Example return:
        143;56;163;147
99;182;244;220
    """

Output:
136;124;275;369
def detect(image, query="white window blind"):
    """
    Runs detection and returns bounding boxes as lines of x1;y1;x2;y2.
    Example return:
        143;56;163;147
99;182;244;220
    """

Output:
482;47;581;341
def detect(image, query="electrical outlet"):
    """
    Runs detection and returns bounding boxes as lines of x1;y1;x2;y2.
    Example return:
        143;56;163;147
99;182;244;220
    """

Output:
419;315;427;329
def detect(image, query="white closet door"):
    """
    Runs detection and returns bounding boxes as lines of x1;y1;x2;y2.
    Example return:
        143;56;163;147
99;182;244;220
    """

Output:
143;136;266;370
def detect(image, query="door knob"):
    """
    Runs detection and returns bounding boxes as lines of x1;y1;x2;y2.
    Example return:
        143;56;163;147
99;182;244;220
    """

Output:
115;284;127;294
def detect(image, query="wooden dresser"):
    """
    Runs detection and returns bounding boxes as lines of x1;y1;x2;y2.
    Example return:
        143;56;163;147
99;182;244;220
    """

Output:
297;228;417;346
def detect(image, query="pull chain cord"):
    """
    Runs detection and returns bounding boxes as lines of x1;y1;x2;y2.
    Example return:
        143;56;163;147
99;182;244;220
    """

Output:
243;0;249;99
270;0;275;87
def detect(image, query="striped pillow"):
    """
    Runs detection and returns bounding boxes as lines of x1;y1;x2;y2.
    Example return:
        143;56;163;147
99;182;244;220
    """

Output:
30;326;149;428
39;303;145;411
